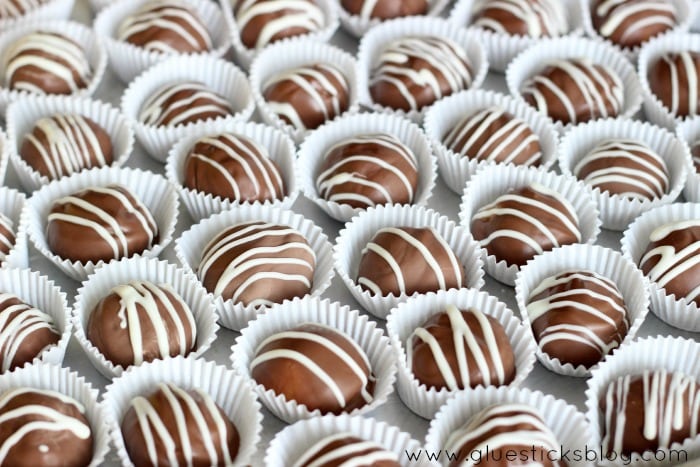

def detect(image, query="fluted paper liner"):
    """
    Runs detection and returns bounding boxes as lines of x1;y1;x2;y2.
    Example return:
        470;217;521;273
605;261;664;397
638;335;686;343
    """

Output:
558;118;690;231
336;0;451;37
0;132;9;186
459;164;601;286
514;244;650;377
334;203;486;319
72;256;219;379
0;0;74;30
296;112;437;222
102;356;263;466
356;16;489;123
25;166;179;282
6;94;136;192
423;88;559;194
230;295;397;424
385;288;536;419
120;55;255;161
174;205;335;331
676;115;700;201
0;187;28;270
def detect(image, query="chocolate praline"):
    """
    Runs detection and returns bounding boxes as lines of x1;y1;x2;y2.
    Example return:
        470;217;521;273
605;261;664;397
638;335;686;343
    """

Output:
648;51;700;118
234;0;324;49
471;0;568;37
0;213;16;264
295;434;400;467
0;0;47;19
592;0;676;48
139;81;233;127
340;0;427;20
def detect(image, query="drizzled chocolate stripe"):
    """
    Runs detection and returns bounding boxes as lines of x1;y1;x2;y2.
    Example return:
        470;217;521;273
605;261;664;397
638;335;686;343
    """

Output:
0;214;15;263
472;0;567;37
593;0;676;47
293;433;399;467
649;51;700;118
0;0;44;19
139;81;233;127
235;0;324;49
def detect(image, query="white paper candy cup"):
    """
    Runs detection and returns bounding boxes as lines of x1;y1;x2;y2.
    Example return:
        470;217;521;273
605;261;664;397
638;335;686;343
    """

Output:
514;243;650;378
558;118;690;231
585;336;700;466
449;0;585;72
459;164;601;286
25;166;179;282
174;205;335;331
0;132;9;186
423;88;559;195
88;0;111;12
102;356;263;467
0;0;74;31
6;94;136;192
620;202;700;332
505;36;643;134
0;20;107;115
334;204;486;319
121;55;255;161
249;39;360;144
265;413;426;467
677;116;700;201
296;112;437;223
94;0;231;84
425;385;592;467
356;16;489;123
72;256;219;379
0;187;28;270
231;295;397;424
385;288;536;419
0;363;110;466
335;0;451;37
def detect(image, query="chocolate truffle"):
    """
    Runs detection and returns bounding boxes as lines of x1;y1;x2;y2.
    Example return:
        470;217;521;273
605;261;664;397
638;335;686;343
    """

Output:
315;133;419;208
340;0;427;20
20;114;114;180
369;36;473;112
407;304;516;390
527;270;629;368
639;219;700;306
87;281;197;368
183;132;285;203
3;31;92;95
234;0;324;49
471;0;568;37
46;184;159;264
470;183;582;267
600;370;700;455
443;106;542;166
250;323;375;414
521;59;624;125
121;382;239;466
139;81;233;127
0;214;16;264
573;138;669;200
692;140;700;172
444;403;564;467
263;63;350;131
356;226;466;296
295;433;400;467
0;292;60;373
0;0;46;19
592;0;676;48
0;387;93;467
648;51;700;118
198;220;316;306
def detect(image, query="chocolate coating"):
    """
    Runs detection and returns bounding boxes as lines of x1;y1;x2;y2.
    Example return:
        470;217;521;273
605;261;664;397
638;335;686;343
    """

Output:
692;140;700;173
250;323;376;414
197;220;316;306
315;133;419;209
20;114;114;180
648;51;700;118
472;0;568;37
87;281;197;368
527;270;629;368
369;36;473;112
340;0;427;20
592;0;676;48
3;31;91;95
139;81;233;127
296;434;400;467
122;382;239;467
408;305;516;391
443;106;542;166
118;0;212;54
263;63;350;131
470;184;582;267
521;58;624;125
0;0;46;19
234;0;324;49
356;226;466;296
0;213;16;264
183;132;285;203
46;184;159;264
0;387;93;467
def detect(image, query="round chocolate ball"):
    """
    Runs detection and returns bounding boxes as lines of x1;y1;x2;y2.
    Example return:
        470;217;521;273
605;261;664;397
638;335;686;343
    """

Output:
139;81;233;127
46;184;159;264
0;0;47;19
592;0;676;48
470;183;582;267
3;31;92;95
20;114;114;181
250;323;376;414
648;51;700;118
234;0;324;49
295;434;400;466
369;36;473;112
340;0;427;20
408;304;516;390
121;382;239;466
315;133;419;209
471;0;568;37
0;214;16;264
356;226;466;296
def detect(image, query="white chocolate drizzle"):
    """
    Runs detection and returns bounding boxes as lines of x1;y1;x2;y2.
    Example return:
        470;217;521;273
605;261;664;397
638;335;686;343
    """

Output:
658;51;700;117
292;432;399;467
0;0;44;19
595;0;676;43
0;214;15;263
139;81;232;127
234;0;324;49
472;0;568;37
